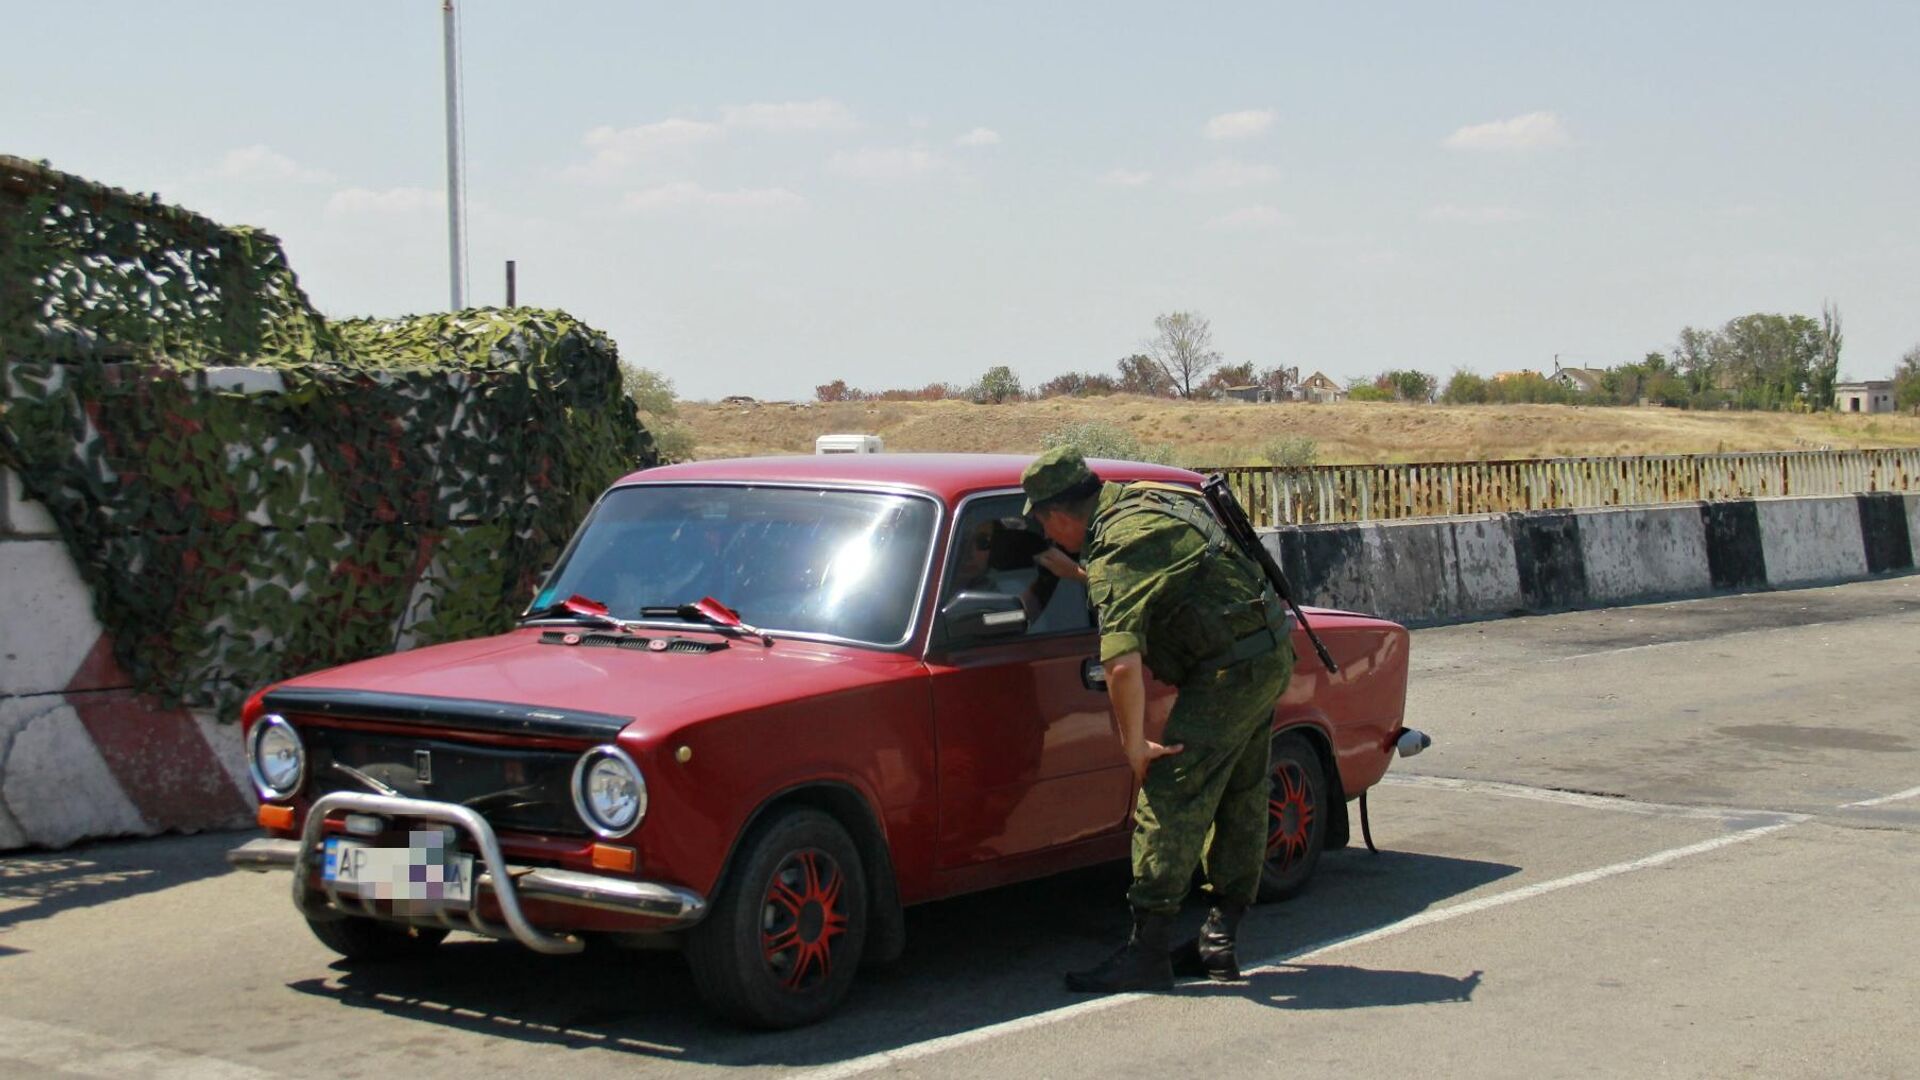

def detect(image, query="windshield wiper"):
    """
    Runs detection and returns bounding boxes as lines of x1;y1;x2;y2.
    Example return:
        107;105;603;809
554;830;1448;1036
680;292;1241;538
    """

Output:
641;596;774;647
520;593;633;630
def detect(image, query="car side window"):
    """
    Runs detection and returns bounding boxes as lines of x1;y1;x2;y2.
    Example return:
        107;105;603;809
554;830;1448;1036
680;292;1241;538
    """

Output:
941;495;1093;637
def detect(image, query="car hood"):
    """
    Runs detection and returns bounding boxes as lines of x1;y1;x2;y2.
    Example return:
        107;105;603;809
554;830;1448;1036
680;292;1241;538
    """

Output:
273;627;921;740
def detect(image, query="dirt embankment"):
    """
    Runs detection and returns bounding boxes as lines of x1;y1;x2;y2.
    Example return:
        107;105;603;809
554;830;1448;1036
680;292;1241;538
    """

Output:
678;396;1920;466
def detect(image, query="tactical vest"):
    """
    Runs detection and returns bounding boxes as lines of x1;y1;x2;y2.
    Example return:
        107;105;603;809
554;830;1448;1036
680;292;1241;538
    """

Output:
1089;483;1291;686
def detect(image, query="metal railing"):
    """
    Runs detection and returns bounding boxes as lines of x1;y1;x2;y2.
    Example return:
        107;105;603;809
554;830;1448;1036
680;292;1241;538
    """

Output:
1205;448;1920;526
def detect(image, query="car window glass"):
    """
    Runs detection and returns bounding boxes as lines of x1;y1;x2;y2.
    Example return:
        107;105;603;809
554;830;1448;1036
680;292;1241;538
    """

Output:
942;495;1092;637
536;485;938;645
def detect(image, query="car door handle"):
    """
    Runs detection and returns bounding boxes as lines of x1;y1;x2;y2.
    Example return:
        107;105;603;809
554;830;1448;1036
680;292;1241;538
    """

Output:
1082;657;1107;691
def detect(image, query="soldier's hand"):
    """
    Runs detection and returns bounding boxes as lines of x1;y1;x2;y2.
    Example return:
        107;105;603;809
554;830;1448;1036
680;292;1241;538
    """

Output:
1127;739;1184;783
1034;547;1085;582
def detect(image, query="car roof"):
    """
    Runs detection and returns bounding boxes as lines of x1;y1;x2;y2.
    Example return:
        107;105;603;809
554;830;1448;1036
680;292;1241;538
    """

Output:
613;453;1203;502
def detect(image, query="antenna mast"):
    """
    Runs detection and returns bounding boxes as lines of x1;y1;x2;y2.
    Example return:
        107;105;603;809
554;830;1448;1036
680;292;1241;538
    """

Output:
442;0;466;310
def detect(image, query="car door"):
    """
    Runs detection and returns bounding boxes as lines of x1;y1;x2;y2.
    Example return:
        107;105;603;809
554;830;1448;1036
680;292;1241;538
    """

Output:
924;492;1137;871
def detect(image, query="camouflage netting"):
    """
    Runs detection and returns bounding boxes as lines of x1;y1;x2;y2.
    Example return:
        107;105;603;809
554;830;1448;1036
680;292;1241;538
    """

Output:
0;156;658;717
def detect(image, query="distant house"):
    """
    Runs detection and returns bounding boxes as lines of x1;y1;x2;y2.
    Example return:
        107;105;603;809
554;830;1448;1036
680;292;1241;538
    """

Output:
1491;369;1543;383
1299;370;1345;404
1213;384;1268;403
1835;380;1895;414
1551;366;1607;394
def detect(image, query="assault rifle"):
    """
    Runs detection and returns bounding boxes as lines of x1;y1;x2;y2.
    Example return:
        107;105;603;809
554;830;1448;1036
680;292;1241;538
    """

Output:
1201;474;1339;674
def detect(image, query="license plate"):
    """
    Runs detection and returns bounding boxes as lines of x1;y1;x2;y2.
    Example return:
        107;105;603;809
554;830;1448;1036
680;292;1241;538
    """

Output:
322;833;475;910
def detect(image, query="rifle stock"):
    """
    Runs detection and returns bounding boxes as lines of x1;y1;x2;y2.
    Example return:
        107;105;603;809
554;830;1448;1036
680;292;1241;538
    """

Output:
1201;474;1340;674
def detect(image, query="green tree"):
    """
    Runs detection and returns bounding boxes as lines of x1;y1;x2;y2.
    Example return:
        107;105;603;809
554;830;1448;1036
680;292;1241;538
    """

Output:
1715;313;1822;409
976;365;1024;403
1442;369;1489;404
618;364;695;462
1144;311;1221;398
1812;302;1842;411
1895;345;1920;410
1380;369;1437;402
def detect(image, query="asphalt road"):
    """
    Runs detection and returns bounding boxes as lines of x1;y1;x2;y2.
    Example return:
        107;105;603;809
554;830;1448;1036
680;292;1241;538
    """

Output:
3;575;1916;1079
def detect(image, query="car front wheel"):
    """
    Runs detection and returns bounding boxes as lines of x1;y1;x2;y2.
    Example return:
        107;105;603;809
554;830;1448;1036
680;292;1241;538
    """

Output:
687;807;868;1029
1257;732;1328;902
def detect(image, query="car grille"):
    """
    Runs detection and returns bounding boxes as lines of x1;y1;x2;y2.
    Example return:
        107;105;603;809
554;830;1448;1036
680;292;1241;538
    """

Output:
300;725;586;837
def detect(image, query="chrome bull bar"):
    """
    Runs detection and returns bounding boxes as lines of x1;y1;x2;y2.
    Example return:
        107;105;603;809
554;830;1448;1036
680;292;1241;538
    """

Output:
228;791;706;955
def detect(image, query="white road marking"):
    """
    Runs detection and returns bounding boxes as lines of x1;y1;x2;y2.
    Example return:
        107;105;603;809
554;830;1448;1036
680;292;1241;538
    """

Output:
0;1014;279;1078
1839;784;1920;809
1378;773;1794;822
795;817;1804;1080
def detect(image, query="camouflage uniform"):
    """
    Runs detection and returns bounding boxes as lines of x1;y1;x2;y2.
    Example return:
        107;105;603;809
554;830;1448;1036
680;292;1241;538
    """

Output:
1081;480;1296;915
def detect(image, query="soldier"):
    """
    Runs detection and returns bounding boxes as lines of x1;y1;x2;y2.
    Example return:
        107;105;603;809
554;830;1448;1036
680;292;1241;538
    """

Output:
1022;446;1295;992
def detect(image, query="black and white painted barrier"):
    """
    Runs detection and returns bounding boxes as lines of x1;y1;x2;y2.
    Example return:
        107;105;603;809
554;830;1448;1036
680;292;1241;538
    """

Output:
1263;493;1920;626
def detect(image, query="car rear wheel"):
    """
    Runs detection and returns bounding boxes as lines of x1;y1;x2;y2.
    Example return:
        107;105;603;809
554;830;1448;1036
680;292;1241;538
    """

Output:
687;807;868;1029
305;915;449;961
1257;733;1327;902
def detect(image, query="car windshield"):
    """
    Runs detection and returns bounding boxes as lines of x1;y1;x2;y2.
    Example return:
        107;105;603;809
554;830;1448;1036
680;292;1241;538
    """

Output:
531;485;939;646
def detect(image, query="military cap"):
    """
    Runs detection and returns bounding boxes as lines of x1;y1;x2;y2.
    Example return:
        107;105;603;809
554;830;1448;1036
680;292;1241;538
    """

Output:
1021;445;1095;515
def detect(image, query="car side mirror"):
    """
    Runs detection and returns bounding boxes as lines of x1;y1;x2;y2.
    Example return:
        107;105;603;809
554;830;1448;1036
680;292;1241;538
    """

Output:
941;590;1028;641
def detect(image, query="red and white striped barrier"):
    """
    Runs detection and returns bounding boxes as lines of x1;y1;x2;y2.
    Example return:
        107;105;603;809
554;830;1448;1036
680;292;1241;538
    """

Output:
1;473;253;851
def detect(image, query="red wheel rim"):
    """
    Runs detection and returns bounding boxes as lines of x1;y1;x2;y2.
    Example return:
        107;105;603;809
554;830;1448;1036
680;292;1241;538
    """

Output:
760;849;848;992
1267;759;1314;870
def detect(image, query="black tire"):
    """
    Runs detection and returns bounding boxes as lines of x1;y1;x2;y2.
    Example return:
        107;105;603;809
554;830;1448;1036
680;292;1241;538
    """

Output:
1257;733;1328;903
305;915;449;961
687;808;868;1029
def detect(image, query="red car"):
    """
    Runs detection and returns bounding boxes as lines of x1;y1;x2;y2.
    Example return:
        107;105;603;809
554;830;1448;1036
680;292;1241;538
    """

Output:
229;454;1419;1027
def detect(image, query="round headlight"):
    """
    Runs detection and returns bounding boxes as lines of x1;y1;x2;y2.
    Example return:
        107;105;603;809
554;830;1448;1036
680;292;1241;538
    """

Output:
247;714;306;801
572;745;647;838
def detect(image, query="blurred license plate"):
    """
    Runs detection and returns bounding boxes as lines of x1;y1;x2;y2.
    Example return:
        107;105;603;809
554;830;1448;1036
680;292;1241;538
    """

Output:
322;835;474;908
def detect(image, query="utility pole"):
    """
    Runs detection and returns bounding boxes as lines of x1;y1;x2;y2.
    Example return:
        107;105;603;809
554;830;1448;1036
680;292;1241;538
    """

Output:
442;0;466;310
505;260;516;306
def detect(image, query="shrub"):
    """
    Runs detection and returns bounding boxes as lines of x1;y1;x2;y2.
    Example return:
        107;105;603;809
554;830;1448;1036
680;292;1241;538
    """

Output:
1040;421;1175;465
1260;436;1319;467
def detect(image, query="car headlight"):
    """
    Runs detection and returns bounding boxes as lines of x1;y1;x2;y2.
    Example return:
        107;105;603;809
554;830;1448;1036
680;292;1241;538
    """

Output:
247;714;306;801
572;745;647;839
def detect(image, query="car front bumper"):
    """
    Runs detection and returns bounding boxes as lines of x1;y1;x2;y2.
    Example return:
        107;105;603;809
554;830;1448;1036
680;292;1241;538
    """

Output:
226;791;707;955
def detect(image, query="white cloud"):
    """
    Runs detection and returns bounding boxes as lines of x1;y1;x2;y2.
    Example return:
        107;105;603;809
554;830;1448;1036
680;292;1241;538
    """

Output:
954;127;1002;148
1443;111;1572;150
720;99;858;132
324;186;445;217
1204;109;1276;140
1425;204;1534;224
1100;168;1153;187
215;145;333;184
1207;205;1292;230
1182;159;1283;190
827;147;944;182
620;182;806;214
565;119;725;181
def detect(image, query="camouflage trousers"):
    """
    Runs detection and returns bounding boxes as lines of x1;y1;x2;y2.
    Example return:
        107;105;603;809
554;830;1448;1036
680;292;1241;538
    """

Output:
1127;644;1294;915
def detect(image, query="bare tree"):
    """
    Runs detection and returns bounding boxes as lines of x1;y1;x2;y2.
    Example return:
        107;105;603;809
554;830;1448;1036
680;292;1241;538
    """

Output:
1144;311;1221;399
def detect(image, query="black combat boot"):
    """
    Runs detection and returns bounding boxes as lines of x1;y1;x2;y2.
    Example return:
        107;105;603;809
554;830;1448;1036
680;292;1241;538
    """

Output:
1169;900;1248;981
1064;908;1175;993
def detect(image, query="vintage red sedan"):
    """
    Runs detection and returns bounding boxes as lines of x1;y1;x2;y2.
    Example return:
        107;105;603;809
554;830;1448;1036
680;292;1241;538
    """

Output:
229;453;1420;1028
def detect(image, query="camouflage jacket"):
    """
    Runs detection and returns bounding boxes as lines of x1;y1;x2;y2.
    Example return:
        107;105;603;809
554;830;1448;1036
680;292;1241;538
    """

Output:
1082;481;1284;687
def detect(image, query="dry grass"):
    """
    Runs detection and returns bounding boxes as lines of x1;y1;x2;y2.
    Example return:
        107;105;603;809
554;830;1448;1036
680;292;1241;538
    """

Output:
679;396;1920;466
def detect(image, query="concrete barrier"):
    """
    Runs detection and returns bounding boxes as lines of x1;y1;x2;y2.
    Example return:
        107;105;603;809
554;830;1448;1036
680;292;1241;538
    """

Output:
1;473;253;850
1266;493;1917;628
1755;495;1867;586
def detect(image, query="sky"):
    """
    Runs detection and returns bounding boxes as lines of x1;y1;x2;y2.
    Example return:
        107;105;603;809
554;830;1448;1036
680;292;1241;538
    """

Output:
7;1;1918;399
